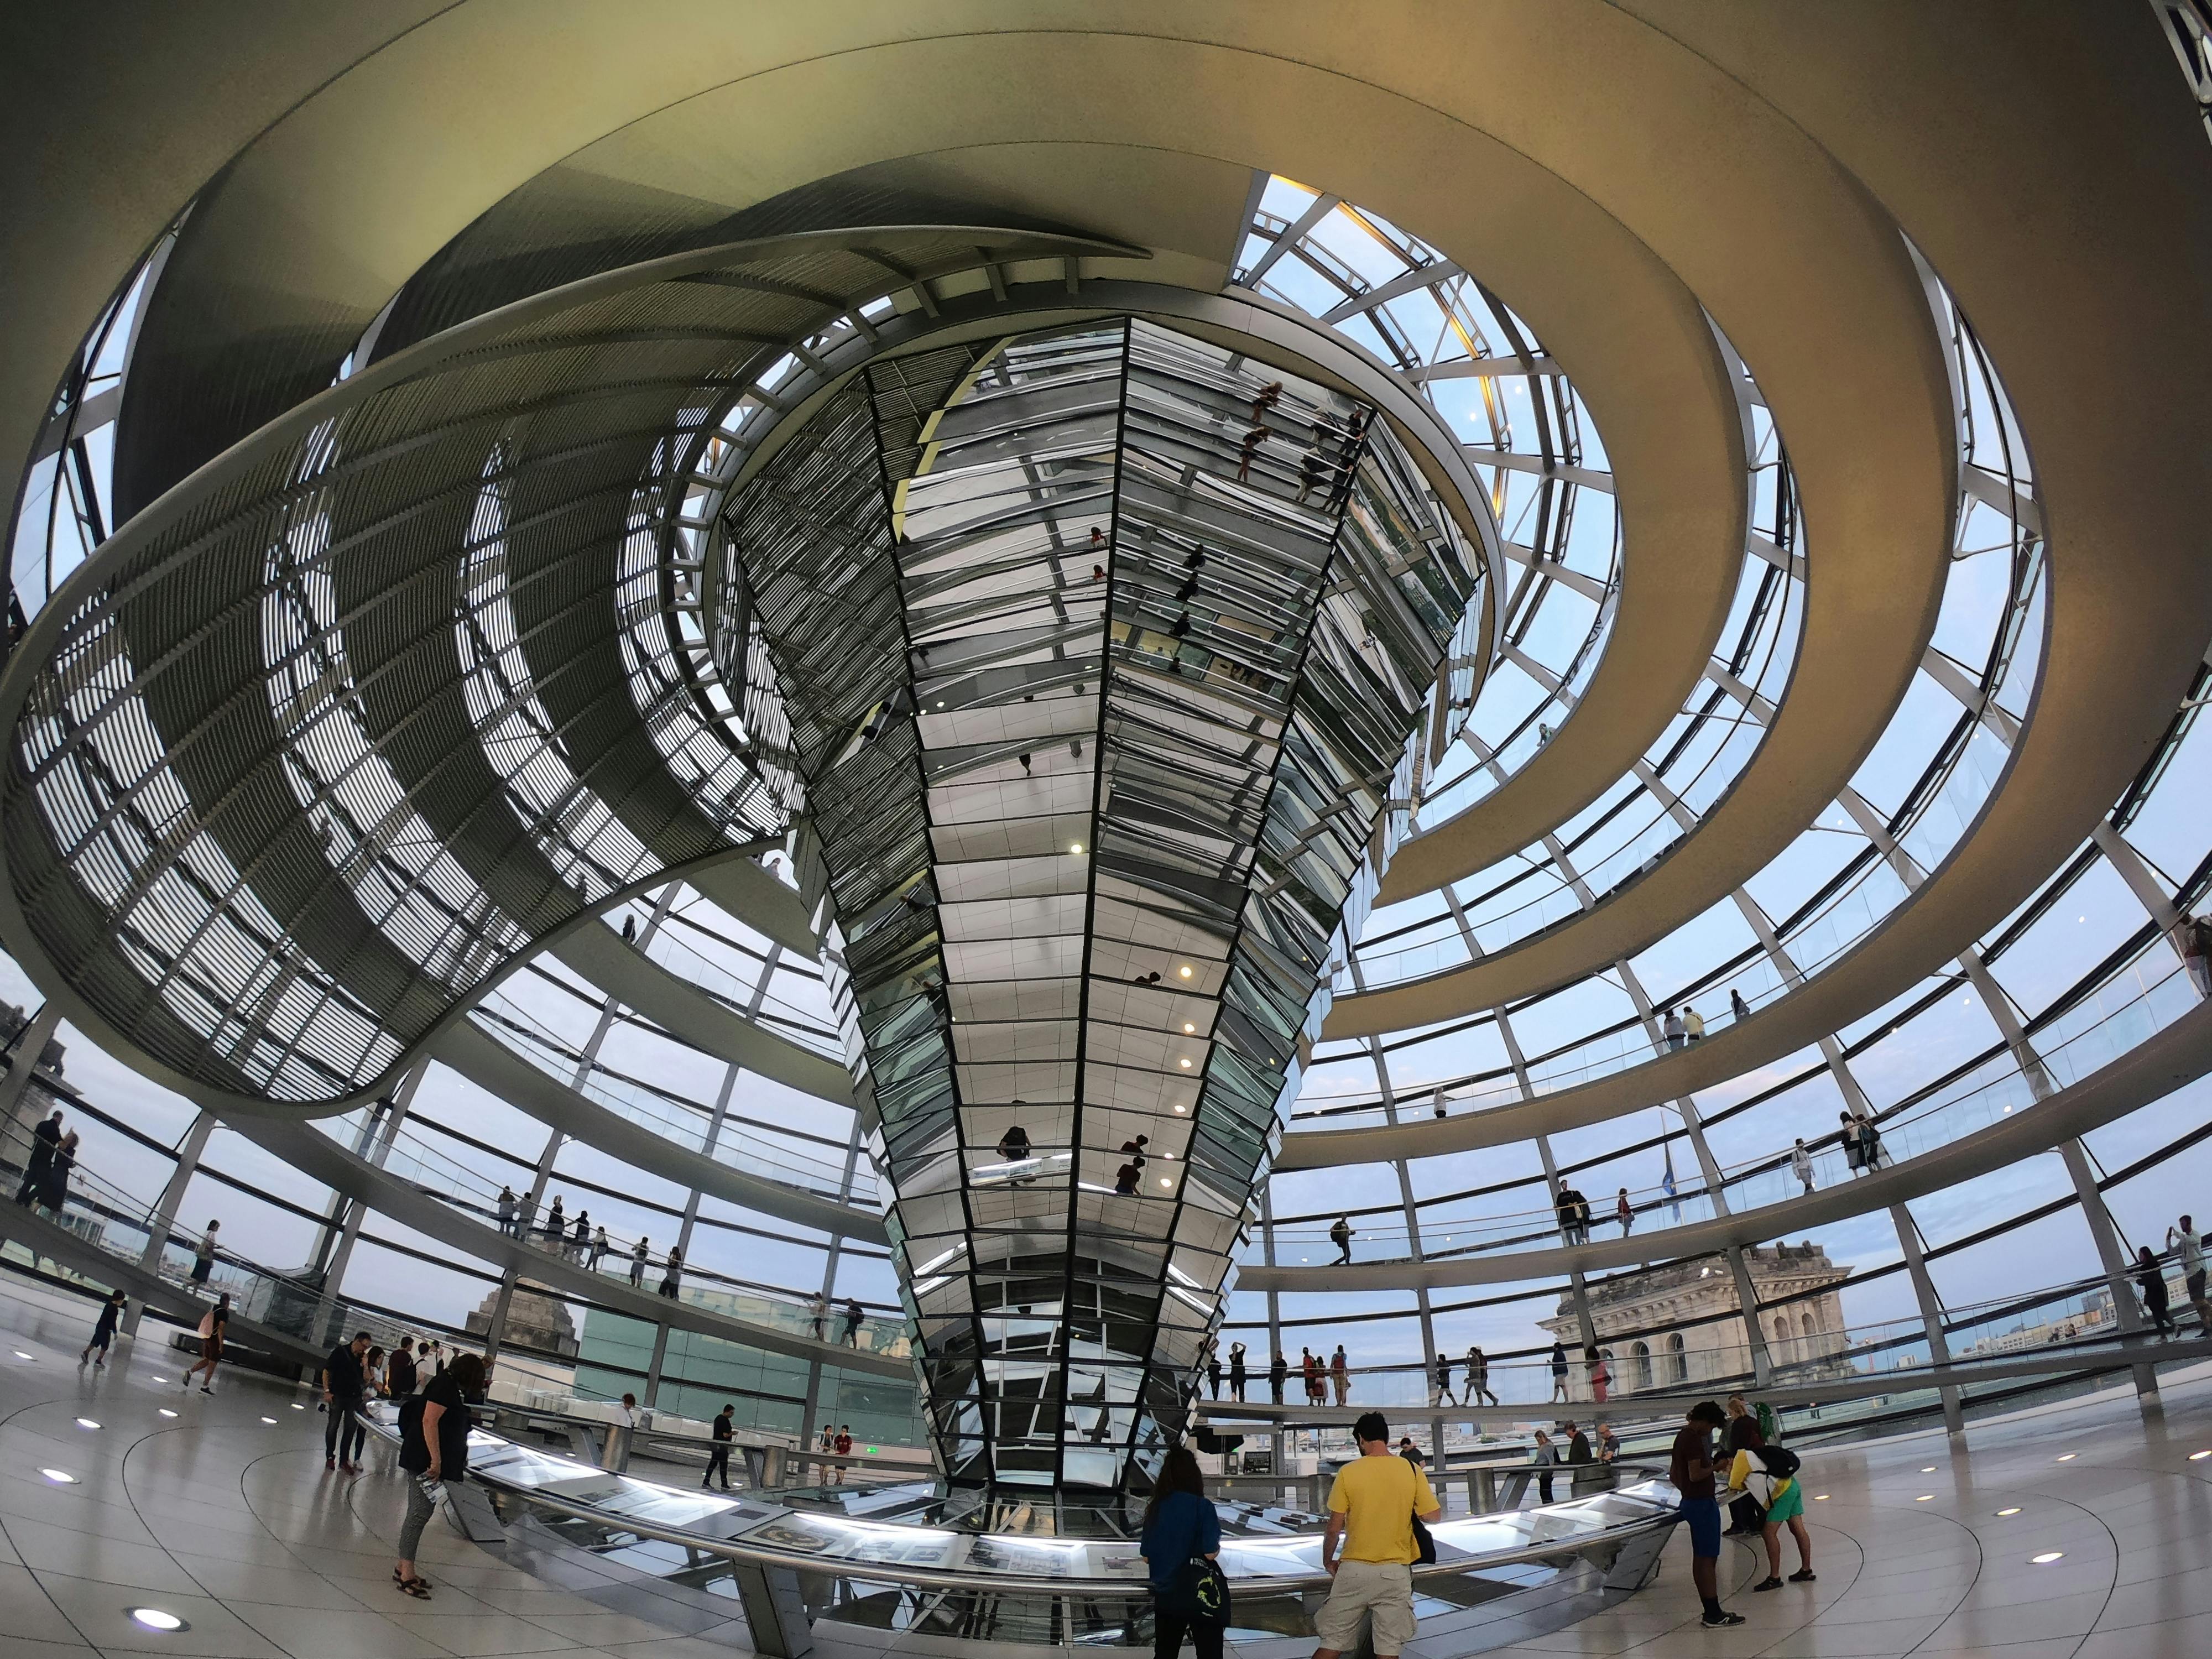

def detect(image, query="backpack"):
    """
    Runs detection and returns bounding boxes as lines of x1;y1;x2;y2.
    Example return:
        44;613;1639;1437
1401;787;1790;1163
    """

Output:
1165;1558;1232;1629
1755;1401;1780;1444
397;1394;430;1470
1760;1443;1801;1480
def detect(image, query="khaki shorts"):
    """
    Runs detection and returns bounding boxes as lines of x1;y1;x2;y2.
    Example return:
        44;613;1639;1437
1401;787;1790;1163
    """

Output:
1314;1558;1416;1655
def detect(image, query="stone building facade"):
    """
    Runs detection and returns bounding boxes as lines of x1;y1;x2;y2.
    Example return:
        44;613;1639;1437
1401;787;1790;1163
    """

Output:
1540;1243;1849;1401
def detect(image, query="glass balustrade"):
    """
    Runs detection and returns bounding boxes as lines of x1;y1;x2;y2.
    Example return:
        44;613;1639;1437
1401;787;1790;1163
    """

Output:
1259;941;2197;1268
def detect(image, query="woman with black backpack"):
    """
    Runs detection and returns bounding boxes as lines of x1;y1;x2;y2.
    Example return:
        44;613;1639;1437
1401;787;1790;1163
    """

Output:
1139;1444;1226;1658
394;1349;486;1599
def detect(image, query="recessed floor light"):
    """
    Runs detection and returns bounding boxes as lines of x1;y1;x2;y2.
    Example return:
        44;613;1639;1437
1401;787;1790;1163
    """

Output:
1812;1494;1828;1501
1997;1506;2022;1516
2056;1453;2077;1462
2031;1551;2065;1564
151;1376;166;1384
11;1349;33;1360
2192;1451;2212;1462
260;1416;278;1424
1916;1494;1934;1502
1921;1465;1937;1473
157;1408;178;1419
74;1417;100;1430
289;1402;305;1410
128;1607;187;1631
39;1468;76;1484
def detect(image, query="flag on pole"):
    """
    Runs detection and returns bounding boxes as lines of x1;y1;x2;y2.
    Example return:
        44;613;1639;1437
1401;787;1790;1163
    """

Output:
1662;1140;1681;1222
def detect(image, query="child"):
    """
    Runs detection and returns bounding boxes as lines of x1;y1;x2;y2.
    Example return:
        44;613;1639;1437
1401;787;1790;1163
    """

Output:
81;1289;126;1366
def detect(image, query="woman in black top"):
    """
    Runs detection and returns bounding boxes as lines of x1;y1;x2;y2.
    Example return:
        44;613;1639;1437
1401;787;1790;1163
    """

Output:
395;1350;485;1597
2138;1245;2176;1336
36;1130;76;1215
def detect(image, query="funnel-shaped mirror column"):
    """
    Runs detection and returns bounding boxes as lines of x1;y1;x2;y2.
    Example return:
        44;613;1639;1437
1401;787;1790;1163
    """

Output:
719;319;1477;1487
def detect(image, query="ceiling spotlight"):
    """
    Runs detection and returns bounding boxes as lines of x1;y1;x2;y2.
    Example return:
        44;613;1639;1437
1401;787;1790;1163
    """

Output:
1183;1022;1196;1034
1173;1104;1186;1114
1178;1058;1192;1068
74;1417;100;1431
2031;1551;2065;1564
1070;842;1084;855
40;1468;76;1484
1160;1178;1172;1188
128;1609;187;1632
1178;965;1193;978
1997;1506;2022;1516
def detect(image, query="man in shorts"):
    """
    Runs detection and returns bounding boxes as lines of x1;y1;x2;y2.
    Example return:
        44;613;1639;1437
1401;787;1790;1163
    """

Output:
1314;1410;1442;1659
1671;1401;1744;1627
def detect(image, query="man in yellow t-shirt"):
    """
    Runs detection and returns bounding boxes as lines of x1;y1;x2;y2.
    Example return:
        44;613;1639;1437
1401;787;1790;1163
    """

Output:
1316;1411;1442;1658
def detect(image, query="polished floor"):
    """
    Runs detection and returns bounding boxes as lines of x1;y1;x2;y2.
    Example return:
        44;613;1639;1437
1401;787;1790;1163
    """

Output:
3;1281;2212;1657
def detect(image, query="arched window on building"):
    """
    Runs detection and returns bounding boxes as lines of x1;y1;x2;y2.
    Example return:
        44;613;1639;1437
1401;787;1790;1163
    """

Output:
1668;1332;1688;1384
1632;1340;1653;1392
1801;1311;1818;1358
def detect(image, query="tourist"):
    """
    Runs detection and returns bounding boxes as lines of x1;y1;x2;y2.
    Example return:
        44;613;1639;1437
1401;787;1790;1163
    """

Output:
997;1124;1032;1162
1730;988;1751;1022
1683;1005;1705;1043
1329;1215;1354;1265
190;1217;220;1283
1726;1439;1814;1591
1723;1395;1766;1536
1301;1346;1322;1406
81;1288;126;1366
182;1294;229;1394
1207;1347;1223;1400
424;1339;445;1375
1464;1344;1495;1406
32;1128;74;1218
1662;1007;1686;1050
571;1211;589;1261
395;1349;486;1599
1616;1188;1634;1235
322;1329;372;1472
589;1224;608;1271
2168;1215;2210;1329
1396;1435;1425;1469
517;1188;537;1239
1556;1184;1582;1246
387;1338;418;1398
843;1298;865;1347
363;1345;386;1399
705;1404;735;1490
1587;1347;1610;1404
1597;1423;1620;1463
2136;1244;2176;1336
1565;1420;1592;1467
1549;1340;1570;1403
1859;1113;1888;1171
1313;1412;1439;1659
1839;1112;1865;1177
834;1424;853;1478
496;1186;515;1237
545;1194;564;1244
1269;1349;1288;1405
808;1290;828;1342
1330;1344;1350;1407
1673;1401;1744;1626
1139;1444;1224;1659
1228;1340;1248;1401
1433;1352;1455;1407
630;1237;649;1288
658;1246;682;1299
1531;1429;1557;1503
1791;1138;1815;1196
1114;1161;1141;1196
14;1108;61;1206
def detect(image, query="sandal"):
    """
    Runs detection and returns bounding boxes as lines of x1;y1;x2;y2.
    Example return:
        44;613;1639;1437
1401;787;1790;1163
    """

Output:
395;1575;432;1600
1752;1577;1783;1592
394;1568;433;1590
1789;1569;1818;1583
